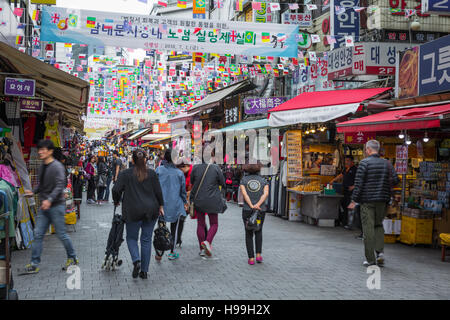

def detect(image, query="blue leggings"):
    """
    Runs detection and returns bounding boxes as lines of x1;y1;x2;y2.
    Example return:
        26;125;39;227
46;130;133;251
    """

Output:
125;218;157;273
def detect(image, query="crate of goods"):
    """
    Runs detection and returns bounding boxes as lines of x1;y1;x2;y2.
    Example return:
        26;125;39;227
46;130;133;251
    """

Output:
400;215;433;245
384;234;399;243
384;219;401;243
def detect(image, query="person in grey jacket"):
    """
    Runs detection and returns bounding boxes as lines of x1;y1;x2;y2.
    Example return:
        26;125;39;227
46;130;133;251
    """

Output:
190;158;226;257
24;139;78;274
348;140;400;267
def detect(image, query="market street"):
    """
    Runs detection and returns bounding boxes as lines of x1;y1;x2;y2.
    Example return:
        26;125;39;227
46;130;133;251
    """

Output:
11;196;450;300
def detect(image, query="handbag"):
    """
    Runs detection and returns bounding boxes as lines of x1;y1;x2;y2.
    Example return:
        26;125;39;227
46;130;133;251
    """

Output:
153;218;173;251
245;210;263;232
190;164;211;218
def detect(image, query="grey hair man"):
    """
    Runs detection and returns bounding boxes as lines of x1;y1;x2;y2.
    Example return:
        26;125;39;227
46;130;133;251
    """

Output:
348;140;400;267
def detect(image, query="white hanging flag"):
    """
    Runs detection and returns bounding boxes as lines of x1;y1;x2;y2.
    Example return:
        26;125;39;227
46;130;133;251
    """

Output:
306;4;317;10
335;5;346;15
311;34;321;43
345;35;354;47
309;51;317;61
298;51;304;59
353;6;365;12
289;3;299;10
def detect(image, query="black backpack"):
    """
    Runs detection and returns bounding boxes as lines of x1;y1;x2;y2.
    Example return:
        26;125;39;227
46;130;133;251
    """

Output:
153;218;173;251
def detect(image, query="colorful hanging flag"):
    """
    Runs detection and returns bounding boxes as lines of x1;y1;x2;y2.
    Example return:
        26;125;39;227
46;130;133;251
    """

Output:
261;32;271;43
252;1;262;10
86;17;96;28
244;31;255;44
289;3;299;10
158;0;168;7
326;35;337;44
13;8;24;17
270;3;281;11
177;0;187;8
216;0;224;8
390;8;402;13
159;24;168;34
235;0;243;11
104;19;114;29
64;43;72;48
405;9;416;18
15;35;23;45
277;33;287;42
68;14;78;27
32;37;40;46
32;10;40;21
345;35;354;47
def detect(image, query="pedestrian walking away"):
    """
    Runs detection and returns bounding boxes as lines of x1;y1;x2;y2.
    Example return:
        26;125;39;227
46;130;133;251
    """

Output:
96;156;108;205
190;158;226;257
112;150;123;185
240;164;269;265
348;140;400;267
156;149;187;261
112;149;164;279
85;155;97;204
23;139;78;274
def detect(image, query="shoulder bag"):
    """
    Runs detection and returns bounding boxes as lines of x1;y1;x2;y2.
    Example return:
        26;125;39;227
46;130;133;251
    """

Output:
189;164;210;218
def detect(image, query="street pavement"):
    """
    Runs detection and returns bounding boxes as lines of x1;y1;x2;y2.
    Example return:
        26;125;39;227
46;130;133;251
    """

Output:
11;193;450;300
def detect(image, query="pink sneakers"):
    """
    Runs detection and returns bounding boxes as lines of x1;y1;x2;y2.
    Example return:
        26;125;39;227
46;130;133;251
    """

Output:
248;259;255;265
256;256;263;263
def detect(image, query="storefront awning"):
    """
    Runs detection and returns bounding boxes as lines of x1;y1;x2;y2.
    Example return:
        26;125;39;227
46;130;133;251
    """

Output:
268;88;392;127
0;42;89;111
168;110;200;123
213;119;269;133
141;133;172;141
336;104;450;133
118;129;133;136
127;128;152;140
188;79;257;114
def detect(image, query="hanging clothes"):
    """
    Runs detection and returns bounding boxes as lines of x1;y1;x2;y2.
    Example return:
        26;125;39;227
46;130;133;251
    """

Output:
33;114;46;145
0;164;19;188
0;179;18;239
44;121;61;147
23;115;37;148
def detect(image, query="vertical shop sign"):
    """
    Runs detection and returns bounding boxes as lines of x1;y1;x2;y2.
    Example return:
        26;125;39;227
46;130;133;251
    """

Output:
254;0;271;23
330;0;360;49
286;130;303;181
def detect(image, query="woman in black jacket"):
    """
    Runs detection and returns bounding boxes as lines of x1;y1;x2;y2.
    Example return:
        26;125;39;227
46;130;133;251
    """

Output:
112;149;164;279
96;156;108;205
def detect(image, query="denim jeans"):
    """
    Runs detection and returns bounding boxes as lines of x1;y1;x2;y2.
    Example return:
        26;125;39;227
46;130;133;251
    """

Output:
104;176;112;201
31;204;77;266
126;218;157;273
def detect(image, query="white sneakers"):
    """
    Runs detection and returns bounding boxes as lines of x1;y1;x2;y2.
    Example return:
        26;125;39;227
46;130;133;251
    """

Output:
201;241;212;257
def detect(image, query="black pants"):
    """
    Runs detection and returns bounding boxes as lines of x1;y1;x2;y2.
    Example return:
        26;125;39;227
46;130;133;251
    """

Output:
97;186;106;201
0;238;13;299
87;179;96;201
340;192;352;226
242;210;265;259
170;217;182;253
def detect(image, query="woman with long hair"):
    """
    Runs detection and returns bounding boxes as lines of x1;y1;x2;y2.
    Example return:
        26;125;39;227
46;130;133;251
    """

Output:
155;149;187;260
112;149;164;279
85;155;97;204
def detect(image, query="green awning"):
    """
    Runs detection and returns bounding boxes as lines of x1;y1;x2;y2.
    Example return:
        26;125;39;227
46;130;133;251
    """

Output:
214;119;269;133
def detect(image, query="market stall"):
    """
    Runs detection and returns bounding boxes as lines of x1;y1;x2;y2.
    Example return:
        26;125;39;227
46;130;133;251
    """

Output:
337;103;450;245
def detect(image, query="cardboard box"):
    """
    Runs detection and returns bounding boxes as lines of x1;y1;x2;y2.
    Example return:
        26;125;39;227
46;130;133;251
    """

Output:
383;219;402;235
288;210;302;222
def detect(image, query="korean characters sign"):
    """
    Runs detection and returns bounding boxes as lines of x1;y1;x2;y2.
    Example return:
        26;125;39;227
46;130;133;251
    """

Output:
396;35;450;98
19;99;43;112
244;97;287;114
328;43;411;80
422;0;450;15
395;145;408;175
344;131;376;144
281;12;312;28
286;130;303;181
4;78;35;97
330;0;360;49
41;7;299;58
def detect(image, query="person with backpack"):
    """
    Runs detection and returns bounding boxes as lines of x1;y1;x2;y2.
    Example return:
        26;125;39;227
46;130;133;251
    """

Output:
240;163;269;265
190;157;226;257
112;149;164;279
155;149;187;260
96;156;108;205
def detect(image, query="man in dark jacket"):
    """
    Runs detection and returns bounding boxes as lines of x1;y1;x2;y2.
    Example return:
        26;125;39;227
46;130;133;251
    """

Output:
348;140;399;267
24;140;78;274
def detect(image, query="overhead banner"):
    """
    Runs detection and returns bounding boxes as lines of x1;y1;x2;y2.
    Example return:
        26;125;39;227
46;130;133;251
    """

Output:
41;7;299;57
422;0;450;15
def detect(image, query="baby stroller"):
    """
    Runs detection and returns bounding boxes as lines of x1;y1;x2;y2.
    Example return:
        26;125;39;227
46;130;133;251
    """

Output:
101;206;124;271
0;190;18;300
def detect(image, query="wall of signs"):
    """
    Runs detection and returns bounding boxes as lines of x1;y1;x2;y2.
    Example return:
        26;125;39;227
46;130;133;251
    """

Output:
286;130;303;181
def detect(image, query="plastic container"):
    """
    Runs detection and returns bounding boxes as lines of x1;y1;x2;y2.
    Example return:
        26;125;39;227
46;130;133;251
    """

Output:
400;215;433;245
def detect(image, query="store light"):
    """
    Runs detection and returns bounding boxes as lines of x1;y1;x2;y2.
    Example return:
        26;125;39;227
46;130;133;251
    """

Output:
398;131;405;139
320;126;326;132
310;125;316;133
405;136;412;145
423;132;429;143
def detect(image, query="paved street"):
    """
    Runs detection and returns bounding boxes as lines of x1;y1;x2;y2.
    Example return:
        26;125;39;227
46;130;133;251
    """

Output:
11;194;450;300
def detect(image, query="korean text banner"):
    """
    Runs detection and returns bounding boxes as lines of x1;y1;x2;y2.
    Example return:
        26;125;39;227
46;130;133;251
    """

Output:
41;7;299;58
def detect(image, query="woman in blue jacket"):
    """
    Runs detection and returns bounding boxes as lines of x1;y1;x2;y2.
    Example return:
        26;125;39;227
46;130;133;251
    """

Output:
156;149;187;260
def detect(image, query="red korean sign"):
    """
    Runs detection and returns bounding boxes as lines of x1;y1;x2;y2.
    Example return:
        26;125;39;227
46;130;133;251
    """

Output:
153;123;171;134
344;131;376;144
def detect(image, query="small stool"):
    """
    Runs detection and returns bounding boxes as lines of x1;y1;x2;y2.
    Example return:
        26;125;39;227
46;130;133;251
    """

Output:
440;233;450;262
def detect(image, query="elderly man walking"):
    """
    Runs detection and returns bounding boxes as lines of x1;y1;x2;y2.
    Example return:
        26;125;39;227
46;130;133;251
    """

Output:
348;140;399;267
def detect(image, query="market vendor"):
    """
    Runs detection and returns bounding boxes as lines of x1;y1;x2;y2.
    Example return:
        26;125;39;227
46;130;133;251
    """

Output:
329;155;357;227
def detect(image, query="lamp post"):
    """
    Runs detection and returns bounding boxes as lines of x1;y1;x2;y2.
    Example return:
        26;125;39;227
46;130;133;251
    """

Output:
409;15;421;47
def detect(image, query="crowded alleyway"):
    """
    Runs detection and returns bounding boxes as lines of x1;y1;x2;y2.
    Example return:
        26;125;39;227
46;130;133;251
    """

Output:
11;196;450;300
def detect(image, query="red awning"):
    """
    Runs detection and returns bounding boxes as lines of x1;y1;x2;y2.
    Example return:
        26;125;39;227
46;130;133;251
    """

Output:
267;87;392;127
336;104;450;133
